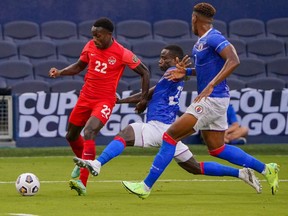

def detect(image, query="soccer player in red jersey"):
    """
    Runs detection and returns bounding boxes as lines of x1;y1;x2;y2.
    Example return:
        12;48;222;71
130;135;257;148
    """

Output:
49;17;150;195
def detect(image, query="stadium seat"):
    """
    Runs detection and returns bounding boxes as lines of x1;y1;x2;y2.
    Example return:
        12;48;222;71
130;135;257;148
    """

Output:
266;57;288;81
121;67;141;82
116;20;153;43
0;60;34;87
116;79;130;93
213;19;228;36
78;20;94;40
247;38;285;61
41;20;78;44
57;39;86;63
50;79;84;92
18;40;58;64
149;61;163;79
153;19;190;42
0;78;7;89
129;78;158;91
0;40;19;62
149;78;159;87
11;80;50;94
267;18;288;44
0;24;3;40
246;77;286;90
228;38;247;58
34;60;72;82
183;78;198;92
226;78;246;90
228;19;266;41
132;40;167;65
117;39;132;50
3;20;40;44
173;39;197;57
229;58;266;81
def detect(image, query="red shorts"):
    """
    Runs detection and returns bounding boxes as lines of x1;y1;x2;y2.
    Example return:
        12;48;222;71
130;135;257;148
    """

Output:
69;94;115;126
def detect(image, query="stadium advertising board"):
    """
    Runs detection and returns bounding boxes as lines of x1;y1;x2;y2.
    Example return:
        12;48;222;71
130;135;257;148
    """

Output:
14;89;288;147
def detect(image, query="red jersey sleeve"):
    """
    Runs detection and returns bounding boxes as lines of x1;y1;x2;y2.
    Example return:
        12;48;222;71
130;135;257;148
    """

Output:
79;42;90;63
122;48;141;69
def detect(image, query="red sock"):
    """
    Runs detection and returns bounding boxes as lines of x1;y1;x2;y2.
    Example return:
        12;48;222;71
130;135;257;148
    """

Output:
68;136;84;158
80;140;96;186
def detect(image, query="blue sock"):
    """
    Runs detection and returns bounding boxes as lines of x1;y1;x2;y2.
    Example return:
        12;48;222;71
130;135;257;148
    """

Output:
97;138;125;166
144;133;176;188
210;144;265;174
201;162;239;177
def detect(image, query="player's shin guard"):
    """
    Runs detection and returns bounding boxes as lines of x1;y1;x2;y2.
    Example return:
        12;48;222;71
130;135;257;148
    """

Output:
144;132;177;188
209;144;266;173
97;136;126;166
80;140;96;186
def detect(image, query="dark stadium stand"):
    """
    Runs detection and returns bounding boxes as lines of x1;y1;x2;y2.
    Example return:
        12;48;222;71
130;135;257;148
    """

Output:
213;19;228;36
3;20;40;44
0;40;19;62
173;38;197;57
11;80;50;94
183;78;198;92
57;39;86;63
149;61;164;79
228;18;266;41
247;38;286;61
50;80;84;92
0;60;34;87
228;38;247;58
266;57;288;81
116;20;153;43
129;78;159;91
116;79;130;93
131;40;167;65
229;58;266;81
226;78;246;90
267;18;288;44
18;40;58;64
0;18;288;91
246;77;286;90
121;67;142;82
41;20;78;44
34;60;72;82
153;19;191;42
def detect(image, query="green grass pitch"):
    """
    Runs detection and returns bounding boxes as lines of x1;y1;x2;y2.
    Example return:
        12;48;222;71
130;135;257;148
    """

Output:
0;145;287;216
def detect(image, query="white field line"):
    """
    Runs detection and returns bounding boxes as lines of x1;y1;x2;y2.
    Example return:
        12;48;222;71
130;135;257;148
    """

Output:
1;179;288;184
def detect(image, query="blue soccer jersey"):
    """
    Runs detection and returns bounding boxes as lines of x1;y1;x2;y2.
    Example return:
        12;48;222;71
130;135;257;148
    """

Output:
227;104;238;126
192;28;230;97
146;67;184;124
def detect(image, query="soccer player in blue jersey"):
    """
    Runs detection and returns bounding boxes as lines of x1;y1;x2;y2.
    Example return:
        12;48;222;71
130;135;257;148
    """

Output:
121;2;280;199
73;44;261;193
225;104;248;145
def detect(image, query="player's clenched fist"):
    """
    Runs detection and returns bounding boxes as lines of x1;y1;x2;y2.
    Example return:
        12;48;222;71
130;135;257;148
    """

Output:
49;67;61;78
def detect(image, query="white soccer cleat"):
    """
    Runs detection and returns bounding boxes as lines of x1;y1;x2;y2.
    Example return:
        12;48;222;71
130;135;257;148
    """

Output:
239;168;262;193
73;157;101;176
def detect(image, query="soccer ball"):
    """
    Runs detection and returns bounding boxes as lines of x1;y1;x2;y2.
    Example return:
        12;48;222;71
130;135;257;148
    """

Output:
15;173;40;196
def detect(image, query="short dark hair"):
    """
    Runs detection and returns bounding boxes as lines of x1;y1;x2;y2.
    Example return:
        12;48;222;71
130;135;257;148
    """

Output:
164;45;184;60
93;17;114;33
193;2;216;18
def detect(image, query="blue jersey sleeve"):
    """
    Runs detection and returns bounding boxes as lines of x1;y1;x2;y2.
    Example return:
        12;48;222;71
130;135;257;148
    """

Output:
207;32;230;54
227;104;238;125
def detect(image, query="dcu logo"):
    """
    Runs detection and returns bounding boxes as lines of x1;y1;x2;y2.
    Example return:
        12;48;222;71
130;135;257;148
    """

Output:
108;56;116;65
195;105;203;114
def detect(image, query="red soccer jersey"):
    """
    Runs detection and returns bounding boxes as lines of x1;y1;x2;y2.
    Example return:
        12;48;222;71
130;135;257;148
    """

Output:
79;39;141;99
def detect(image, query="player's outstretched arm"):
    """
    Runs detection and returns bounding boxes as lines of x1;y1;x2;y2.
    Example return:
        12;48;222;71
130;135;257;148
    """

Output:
165;55;194;81
49;60;87;78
